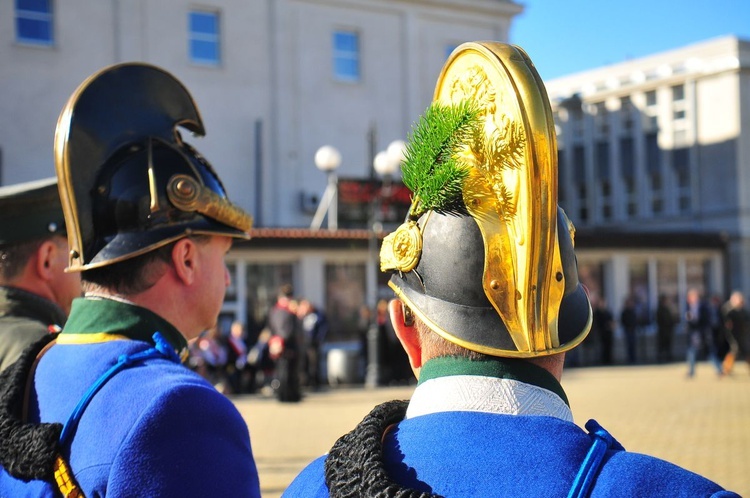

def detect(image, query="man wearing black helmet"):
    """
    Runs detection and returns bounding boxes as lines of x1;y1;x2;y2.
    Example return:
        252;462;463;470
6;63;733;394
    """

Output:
0;64;260;496
285;42;738;497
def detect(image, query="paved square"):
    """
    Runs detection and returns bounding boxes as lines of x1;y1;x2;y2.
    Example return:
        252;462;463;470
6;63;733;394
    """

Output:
233;361;750;497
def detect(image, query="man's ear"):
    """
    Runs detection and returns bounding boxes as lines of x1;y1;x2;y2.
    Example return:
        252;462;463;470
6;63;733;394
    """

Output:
171;237;198;285
389;299;423;377
34;240;58;282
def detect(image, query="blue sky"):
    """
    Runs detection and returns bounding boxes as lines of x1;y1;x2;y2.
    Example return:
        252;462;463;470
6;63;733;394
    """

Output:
510;0;750;81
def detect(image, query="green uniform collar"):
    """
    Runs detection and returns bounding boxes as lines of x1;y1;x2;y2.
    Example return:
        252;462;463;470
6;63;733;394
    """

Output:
62;297;188;354
418;355;569;406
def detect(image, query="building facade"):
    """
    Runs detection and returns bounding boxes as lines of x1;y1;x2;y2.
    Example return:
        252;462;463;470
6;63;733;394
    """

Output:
546;36;749;355
1;0;522;342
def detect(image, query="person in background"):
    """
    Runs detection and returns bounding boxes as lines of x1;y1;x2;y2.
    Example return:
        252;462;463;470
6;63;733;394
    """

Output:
226;320;251;394
620;296;638;365
284;41;738;497
297;299;328;390
655;293;676;363
0;178;81;372
268;283;302;402
197;324;229;392
685;288;723;378
593;297;615;366
721;290;749;376
0;63;260;496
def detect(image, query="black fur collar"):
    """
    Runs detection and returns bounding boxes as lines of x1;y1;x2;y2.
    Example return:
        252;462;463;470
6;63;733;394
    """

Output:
324;400;443;498
0;334;61;482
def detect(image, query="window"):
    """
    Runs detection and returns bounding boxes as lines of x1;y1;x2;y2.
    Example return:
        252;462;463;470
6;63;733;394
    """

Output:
673;148;691;213
620;97;634;131
599;179;612;221
594;102;608;136
620;137;636;217
333;30;360;82
672;84;685;102
15;0;53;46
624;178;637;217
645;90;657;107
189;11;220;66
650;172;663;215
645;133;660;173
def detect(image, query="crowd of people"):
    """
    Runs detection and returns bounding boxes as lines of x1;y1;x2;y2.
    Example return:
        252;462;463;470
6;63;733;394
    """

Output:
187;291;414;399
187;285;330;401
576;289;750;377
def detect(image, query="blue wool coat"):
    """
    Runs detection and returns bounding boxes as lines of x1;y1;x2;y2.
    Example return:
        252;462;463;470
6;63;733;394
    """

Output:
0;298;260;497
285;410;737;497
285;355;737;498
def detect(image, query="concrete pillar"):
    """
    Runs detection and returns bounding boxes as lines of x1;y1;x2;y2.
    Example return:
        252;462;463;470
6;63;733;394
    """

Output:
298;254;326;307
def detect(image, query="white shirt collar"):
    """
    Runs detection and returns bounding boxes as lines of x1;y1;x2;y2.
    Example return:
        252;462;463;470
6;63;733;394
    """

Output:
406;374;574;422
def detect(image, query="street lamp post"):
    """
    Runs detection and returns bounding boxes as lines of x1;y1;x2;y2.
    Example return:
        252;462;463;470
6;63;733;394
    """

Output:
366;139;405;388
310;145;342;231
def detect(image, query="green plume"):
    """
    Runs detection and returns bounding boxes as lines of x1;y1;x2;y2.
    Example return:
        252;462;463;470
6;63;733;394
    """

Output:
402;100;482;217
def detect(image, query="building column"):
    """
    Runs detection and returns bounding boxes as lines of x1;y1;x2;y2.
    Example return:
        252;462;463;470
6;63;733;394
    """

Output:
610;254;630;319
298;254;326;307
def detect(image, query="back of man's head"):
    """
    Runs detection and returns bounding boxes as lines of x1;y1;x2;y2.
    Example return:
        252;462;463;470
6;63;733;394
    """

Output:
379;42;592;361
0;178;66;283
278;284;294;300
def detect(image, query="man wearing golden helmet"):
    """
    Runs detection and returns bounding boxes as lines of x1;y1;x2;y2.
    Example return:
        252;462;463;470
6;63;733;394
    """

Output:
285;42;738;497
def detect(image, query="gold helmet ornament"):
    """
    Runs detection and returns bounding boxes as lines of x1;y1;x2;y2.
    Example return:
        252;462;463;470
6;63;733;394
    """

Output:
380;42;591;357
54;63;252;271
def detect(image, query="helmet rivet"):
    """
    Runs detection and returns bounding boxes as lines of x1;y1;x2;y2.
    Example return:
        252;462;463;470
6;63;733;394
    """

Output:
490;279;500;290
556;271;563;282
97;185;107;195
176;179;195;196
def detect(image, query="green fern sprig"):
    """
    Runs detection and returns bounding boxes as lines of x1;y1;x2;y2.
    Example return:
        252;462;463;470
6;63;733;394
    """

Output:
401;100;482;217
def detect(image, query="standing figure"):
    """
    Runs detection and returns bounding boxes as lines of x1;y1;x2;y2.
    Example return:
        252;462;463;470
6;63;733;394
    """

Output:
285;41;737;497
655;294;676;363
620;297;638;365
268;284;302;402
685;288;723;378
593;298;615;365
226;321;251;393
0;179;81;372
297;299;328;390
721;291;750;376
0;63;260;496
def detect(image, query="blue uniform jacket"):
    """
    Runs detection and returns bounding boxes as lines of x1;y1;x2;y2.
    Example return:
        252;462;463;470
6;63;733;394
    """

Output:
284;357;738;498
0;297;260;497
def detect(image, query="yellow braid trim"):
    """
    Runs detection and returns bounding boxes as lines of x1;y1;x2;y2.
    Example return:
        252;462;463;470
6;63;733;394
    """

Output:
54;454;85;498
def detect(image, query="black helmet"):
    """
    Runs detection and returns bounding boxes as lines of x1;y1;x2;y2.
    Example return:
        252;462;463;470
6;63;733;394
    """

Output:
54;63;252;271
380;42;591;357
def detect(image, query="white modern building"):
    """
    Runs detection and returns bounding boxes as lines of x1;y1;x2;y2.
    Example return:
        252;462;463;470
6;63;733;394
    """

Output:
547;36;750;353
0;0;523;340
